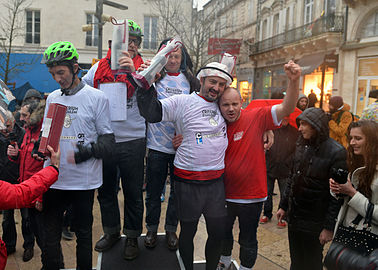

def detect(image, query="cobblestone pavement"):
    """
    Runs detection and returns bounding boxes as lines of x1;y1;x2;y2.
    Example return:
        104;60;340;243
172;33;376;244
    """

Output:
3;182;329;270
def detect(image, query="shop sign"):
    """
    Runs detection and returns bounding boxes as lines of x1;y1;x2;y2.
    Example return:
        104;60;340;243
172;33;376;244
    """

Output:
208;38;242;55
325;53;338;69
358;58;378;76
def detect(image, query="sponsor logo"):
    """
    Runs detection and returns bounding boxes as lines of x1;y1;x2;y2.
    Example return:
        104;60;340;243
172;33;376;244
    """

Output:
195;132;203;144
201;109;217;117
166;87;183;95
233;131;244;141
66;106;78;114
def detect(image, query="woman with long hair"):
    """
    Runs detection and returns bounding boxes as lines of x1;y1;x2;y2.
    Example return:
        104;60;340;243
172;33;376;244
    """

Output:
328;120;378;268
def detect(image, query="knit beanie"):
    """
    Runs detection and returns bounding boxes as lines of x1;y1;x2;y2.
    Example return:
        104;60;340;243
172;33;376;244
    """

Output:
23;89;42;102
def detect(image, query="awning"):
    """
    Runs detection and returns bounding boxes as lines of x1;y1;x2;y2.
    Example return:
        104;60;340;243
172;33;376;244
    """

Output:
297;53;325;75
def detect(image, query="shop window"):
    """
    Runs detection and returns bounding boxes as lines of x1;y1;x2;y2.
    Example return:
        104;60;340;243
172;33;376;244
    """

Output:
239;81;252;106
303;66;334;110
85;13;98;47
247;0;254;24
360;10;378;38
26;10;40;44
143;16;158;50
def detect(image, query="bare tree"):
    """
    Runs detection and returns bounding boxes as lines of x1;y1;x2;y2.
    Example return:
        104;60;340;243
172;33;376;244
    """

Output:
150;0;225;72
0;0;35;85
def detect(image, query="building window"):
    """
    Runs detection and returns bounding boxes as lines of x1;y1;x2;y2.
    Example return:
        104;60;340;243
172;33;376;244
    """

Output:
361;10;378;38
86;14;98;47
143;16;158;50
262;19;268;40
26;10;40;44
273;13;280;35
247;0;254;23
324;0;336;15
304;0;313;24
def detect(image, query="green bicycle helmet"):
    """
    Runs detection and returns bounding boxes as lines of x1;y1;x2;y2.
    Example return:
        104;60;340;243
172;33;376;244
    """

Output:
41;41;79;66
128;20;143;37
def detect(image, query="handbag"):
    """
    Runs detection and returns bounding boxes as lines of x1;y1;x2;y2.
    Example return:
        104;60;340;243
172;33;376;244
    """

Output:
324;202;378;270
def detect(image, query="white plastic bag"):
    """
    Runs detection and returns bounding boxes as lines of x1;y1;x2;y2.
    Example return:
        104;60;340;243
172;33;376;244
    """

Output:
132;37;183;89
111;19;129;74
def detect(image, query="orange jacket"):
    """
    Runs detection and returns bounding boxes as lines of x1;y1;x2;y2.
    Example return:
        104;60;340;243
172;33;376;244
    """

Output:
329;104;353;148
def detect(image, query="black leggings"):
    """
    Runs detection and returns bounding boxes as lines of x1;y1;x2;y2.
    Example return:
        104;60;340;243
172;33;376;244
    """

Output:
179;216;225;270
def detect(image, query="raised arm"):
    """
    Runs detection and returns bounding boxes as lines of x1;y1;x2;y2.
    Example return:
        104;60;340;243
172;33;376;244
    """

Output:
276;61;301;122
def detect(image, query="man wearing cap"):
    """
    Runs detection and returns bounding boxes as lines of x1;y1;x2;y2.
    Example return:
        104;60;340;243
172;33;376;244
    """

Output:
136;61;231;270
328;96;353;148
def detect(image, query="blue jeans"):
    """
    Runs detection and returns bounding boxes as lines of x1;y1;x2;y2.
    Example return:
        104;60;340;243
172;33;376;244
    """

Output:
145;149;178;232
97;138;146;238
221;201;263;268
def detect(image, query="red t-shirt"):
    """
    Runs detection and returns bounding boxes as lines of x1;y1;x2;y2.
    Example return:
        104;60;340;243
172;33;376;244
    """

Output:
224;106;278;199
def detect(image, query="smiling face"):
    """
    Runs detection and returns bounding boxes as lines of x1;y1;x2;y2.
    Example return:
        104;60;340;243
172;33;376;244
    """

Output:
219;88;242;122
298;120;316;140
349;127;366;157
165;48;182;73
200;76;227;102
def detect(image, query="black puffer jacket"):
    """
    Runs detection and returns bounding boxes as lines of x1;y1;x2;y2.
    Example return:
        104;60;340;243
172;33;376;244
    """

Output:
279;108;347;234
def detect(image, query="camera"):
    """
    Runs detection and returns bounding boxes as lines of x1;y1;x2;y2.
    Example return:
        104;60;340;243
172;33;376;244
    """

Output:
8;131;17;146
331;168;349;184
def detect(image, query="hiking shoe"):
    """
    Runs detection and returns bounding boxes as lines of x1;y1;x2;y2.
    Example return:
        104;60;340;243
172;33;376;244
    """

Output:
94;233;121;252
144;231;157;248
124;237;139;260
277;220;287;228
216;262;231;270
22;248;34;262
62;226;74;240
259;216;271;224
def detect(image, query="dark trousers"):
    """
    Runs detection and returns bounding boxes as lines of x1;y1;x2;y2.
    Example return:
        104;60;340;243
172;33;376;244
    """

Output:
221;201;263;268
175;178;226;270
288;228;324;270
29;208;46;264
145;149;177;232
262;176;288;219
2;208;34;250
42;189;95;270
97;138;146;237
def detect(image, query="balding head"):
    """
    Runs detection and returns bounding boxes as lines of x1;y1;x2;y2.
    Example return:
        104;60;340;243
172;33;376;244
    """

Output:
219;87;242;123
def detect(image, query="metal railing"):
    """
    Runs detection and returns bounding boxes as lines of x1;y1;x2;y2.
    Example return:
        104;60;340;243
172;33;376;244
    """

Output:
250;14;344;55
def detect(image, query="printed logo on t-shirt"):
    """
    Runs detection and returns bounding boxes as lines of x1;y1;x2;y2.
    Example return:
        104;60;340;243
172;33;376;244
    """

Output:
165;87;183;95
64;114;76;128
195;132;203;144
233;131;244;141
201;109;217;117
209;117;218;126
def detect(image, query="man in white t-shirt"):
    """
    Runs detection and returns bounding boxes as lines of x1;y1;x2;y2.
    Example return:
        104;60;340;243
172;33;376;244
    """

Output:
136;61;231;270
144;39;199;251
38;41;114;270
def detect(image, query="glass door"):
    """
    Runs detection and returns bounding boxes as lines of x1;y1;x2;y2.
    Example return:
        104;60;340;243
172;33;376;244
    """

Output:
355;78;378;116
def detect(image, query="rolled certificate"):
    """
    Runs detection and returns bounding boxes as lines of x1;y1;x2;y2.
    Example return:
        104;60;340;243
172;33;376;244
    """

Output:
132;37;183;89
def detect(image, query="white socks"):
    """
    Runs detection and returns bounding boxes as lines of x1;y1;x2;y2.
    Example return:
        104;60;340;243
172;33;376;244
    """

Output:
219;255;232;268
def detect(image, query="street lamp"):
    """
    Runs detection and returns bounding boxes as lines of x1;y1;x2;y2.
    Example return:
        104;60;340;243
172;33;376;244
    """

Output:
95;0;128;59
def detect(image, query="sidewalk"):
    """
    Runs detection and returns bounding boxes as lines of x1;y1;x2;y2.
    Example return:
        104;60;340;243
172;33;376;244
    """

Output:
3;183;292;270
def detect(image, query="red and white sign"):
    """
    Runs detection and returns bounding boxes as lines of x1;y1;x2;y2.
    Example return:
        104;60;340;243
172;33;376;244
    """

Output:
208;38;242;55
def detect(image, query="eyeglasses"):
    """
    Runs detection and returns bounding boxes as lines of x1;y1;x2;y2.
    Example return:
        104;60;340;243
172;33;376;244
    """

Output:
128;38;141;47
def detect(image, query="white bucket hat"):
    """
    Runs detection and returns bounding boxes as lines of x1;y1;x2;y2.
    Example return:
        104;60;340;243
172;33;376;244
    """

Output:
196;62;233;86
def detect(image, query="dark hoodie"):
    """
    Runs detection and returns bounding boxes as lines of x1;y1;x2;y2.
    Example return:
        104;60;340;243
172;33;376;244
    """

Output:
280;108;347;234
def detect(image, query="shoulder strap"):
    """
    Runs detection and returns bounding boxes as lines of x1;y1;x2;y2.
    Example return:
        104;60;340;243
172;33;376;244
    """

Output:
336;110;344;124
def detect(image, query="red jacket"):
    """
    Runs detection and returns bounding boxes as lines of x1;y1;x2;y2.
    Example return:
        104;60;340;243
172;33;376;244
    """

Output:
0;166;59;270
16;121;44;183
93;48;144;99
